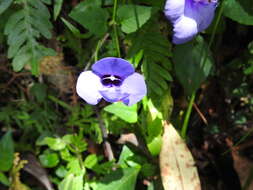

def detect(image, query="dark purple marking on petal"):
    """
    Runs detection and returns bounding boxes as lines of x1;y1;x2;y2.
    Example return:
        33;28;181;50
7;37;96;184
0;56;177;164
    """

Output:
92;57;135;79
101;75;122;87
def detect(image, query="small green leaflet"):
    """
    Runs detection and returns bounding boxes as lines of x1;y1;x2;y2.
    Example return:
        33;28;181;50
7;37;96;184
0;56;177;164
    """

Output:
104;102;138;123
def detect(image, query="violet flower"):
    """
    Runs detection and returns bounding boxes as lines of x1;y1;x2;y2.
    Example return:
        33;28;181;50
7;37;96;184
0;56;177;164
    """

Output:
164;0;217;44
76;57;147;106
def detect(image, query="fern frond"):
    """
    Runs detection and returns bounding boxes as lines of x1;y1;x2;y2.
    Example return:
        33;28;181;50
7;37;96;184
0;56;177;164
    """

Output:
127;19;173;98
4;0;55;75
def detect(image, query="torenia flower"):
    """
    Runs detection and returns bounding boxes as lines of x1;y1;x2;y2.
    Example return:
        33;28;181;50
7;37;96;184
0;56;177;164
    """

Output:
164;0;217;44
76;57;147;106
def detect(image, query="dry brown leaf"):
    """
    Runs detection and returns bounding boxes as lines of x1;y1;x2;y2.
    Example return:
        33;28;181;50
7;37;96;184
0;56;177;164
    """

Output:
226;138;253;190
159;122;201;190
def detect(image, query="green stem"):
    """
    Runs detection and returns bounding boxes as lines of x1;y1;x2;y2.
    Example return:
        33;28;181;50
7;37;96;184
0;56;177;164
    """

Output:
180;3;225;139
112;0;121;57
181;93;196;139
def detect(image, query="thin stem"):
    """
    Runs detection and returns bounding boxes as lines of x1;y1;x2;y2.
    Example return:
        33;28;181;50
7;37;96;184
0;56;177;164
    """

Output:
181;93;196;139
112;0;121;57
95;107;114;161
84;33;109;71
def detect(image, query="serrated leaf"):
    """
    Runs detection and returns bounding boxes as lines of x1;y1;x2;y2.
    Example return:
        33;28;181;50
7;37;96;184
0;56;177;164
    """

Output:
0;131;14;172
174;36;213;95
104;102;138;123
223;0;253;25
159;123;201;190
118;5;152;34
94;167;140;190
69;0;109;36
0;0;13;14
5;0;54;74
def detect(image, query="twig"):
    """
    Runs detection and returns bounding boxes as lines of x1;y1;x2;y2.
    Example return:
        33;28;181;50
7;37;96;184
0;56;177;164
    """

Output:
193;103;208;125
95;106;114;161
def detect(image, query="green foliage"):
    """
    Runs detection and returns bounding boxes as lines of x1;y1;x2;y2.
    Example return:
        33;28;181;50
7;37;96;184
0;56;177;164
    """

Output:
39;151;60;168
127;18;172;98
4;0;55;74
173;36;213;95
0;0;12;14
69;0;109;37
0;172;10;186
0;131;14;172
223;0;253;25
58;173;84;190
94;167;140;190
1;0;253;189
53;0;63;20
117;5;152;34
104;102;138;123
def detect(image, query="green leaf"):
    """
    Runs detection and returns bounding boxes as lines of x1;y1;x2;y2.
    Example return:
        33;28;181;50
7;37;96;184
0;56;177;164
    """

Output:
0;0;13;14
0;171;10;186
95;167;140;190
67;158;85;176
118;5;152;34
0;131;14;172
104;102;138;123
30;83;47;102
147;135;162;156
58;174;84;190
39;152;59;168
223;0;253;25
44;137;67;151
69;0;109;36
173;36;213;95
84;154;98;169
54;0;63;20
56;166;68;178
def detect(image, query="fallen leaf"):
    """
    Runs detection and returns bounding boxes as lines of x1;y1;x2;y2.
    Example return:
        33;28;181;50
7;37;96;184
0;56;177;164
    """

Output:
159;122;201;190
226;138;253;190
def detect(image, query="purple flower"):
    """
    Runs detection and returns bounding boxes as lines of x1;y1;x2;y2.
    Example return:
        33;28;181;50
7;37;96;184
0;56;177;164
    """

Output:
164;0;217;44
76;57;147;106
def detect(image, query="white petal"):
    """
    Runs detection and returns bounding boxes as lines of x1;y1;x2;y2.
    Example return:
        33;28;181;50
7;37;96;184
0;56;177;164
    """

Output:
172;16;198;44
164;0;185;23
76;71;103;105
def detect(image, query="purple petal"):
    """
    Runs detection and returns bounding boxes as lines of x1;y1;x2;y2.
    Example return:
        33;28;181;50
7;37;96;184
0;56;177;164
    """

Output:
164;0;217;44
185;0;217;32
76;71;103;105
164;0;185;23
173;16;198;44
92;57;135;79
120;73;147;106
99;87;129;103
